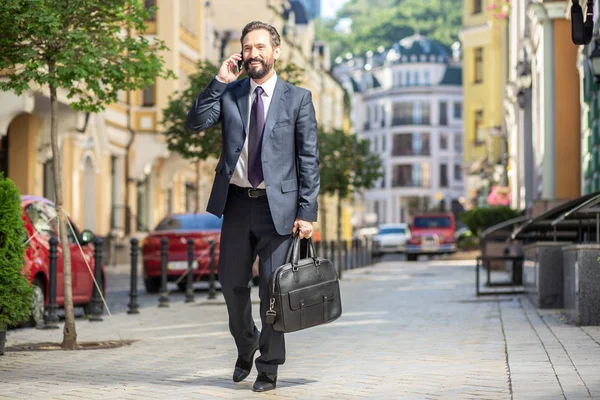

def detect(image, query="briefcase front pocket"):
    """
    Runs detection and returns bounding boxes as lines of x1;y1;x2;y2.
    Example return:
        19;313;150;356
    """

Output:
277;280;341;332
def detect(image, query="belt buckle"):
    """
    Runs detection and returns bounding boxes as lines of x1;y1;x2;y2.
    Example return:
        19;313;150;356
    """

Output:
247;188;259;198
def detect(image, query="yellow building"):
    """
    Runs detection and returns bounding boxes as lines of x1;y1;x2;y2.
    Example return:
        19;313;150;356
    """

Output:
212;0;354;242
460;0;506;207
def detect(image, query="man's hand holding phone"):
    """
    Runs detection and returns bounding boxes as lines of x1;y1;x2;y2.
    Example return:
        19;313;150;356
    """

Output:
217;53;244;84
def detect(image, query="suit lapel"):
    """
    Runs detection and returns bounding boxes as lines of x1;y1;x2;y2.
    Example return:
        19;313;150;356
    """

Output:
263;77;287;140
235;78;251;138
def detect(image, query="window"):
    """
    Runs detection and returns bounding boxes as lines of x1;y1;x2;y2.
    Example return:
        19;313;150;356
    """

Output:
392;164;431;187
440;163;448;188
414;216;451;228
185;182;196;212
474;110;485;144
145;0;156;20
454;102;462;119
392;133;431;156
406;71;411;86
25;203;56;238
439;101;448;126
474;48;484;83
455;133;463;152
155;214;223;231
440;133;448;150
419;103;431;125
110;156;122;230
414;71;419;86
455;164;463;180
392;102;414;126
43;159;55;203
378;226;406;235
424;70;430;86
382;135;387;152
473;0;482;14
142;83;155;107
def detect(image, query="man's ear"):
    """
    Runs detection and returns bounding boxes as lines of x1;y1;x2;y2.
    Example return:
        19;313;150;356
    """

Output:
274;46;281;61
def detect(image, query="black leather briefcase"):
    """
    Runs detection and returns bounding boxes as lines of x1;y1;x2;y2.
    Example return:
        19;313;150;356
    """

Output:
265;235;342;333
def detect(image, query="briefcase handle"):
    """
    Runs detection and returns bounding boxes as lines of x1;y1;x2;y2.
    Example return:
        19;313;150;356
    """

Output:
285;233;317;265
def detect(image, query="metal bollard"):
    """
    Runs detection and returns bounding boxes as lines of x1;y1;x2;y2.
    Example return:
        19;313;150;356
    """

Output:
330;240;335;265
353;239;359;268
365;237;371;266
322;240;328;260
185;238;195;303
89;237;104;321
127;238;140;314
158;237;169;307
208;240;217;300
343;241;349;270
43;236;59;329
315;240;321;257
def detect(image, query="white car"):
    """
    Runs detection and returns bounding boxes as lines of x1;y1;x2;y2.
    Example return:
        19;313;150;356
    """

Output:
371;223;411;256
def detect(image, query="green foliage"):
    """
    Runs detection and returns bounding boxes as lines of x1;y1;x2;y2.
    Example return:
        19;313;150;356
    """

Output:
319;128;383;199
0;0;175;113
459;207;522;237
277;61;306;87
315;0;462;63
162;61;222;161
0;175;32;330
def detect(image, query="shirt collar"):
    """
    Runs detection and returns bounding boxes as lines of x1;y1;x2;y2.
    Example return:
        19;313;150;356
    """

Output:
250;72;277;98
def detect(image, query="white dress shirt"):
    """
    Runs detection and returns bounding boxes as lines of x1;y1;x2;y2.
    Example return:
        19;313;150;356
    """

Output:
230;72;278;189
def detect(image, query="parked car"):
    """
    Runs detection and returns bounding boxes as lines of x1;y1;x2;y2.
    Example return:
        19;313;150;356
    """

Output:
406;213;457;261
371;223;411;256
21;196;104;327
141;213;223;293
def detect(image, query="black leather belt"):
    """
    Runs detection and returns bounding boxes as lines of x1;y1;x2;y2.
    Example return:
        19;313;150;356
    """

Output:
229;184;267;198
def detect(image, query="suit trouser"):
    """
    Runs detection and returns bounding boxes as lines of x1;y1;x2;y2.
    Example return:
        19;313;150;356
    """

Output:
218;189;292;374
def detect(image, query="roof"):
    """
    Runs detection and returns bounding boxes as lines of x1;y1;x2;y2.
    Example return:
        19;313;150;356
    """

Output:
286;1;310;25
440;66;462;85
480;216;529;242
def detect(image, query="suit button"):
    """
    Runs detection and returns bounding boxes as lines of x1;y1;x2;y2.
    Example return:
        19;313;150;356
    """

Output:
235;148;241;153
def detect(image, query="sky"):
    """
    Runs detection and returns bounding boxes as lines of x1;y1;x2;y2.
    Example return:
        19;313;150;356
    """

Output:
321;0;350;19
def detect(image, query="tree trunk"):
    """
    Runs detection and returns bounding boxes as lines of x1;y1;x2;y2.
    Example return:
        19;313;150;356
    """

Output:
336;193;343;279
195;159;200;213
48;73;78;350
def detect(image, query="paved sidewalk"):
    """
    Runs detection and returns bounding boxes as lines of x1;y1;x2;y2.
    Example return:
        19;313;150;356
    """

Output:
2;258;600;399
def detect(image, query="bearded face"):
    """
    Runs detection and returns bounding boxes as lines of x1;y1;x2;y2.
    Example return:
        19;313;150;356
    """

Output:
244;56;274;80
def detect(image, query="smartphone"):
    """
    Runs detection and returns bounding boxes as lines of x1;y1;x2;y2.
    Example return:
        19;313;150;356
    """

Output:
237;52;243;71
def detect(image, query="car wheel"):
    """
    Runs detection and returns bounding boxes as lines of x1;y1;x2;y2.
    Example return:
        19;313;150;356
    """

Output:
28;278;45;328
144;277;161;293
407;254;418;261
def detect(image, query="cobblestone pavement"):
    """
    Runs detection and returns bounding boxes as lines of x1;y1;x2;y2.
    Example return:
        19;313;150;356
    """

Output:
2;257;600;399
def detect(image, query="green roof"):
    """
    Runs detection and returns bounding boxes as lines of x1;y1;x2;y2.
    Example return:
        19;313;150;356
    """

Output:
440;66;462;85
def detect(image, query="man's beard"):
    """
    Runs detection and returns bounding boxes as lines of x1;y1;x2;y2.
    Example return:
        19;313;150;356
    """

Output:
245;57;273;80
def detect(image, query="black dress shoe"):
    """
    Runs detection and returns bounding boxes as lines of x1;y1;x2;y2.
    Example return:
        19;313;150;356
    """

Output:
253;372;277;392
232;344;259;383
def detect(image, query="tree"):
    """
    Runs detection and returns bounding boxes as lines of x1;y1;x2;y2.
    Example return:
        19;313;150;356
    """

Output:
0;175;32;339
0;0;173;349
315;0;463;64
319;128;382;276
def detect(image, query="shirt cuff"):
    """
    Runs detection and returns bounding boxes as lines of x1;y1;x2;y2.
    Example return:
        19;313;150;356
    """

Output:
215;75;227;84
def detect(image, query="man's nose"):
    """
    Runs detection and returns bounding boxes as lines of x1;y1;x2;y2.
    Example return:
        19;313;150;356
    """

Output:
250;48;261;59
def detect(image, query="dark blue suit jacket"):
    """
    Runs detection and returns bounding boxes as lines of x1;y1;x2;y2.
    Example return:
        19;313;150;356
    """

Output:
186;76;320;235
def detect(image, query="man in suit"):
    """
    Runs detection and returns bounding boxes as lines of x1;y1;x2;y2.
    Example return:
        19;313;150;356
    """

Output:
186;21;319;392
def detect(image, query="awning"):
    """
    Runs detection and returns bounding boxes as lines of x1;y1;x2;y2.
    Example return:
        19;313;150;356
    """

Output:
510;192;600;243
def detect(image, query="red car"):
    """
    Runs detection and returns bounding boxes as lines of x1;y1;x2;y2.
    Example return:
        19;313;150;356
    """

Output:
406;212;457;261
21;196;105;327
141;213;222;293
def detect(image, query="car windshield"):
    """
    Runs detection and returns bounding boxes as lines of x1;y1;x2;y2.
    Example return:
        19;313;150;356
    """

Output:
413;217;451;228
154;214;223;231
378;227;406;235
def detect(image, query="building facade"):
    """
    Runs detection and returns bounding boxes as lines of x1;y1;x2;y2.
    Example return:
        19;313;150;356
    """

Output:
503;0;581;216
332;35;465;226
460;0;506;207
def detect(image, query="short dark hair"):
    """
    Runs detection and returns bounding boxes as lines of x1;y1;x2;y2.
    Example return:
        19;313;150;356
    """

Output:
241;21;281;49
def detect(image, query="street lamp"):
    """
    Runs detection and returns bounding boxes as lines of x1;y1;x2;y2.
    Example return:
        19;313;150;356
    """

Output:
588;38;600;84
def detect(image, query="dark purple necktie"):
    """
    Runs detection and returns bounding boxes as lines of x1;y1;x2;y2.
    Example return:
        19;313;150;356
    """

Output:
248;86;265;188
